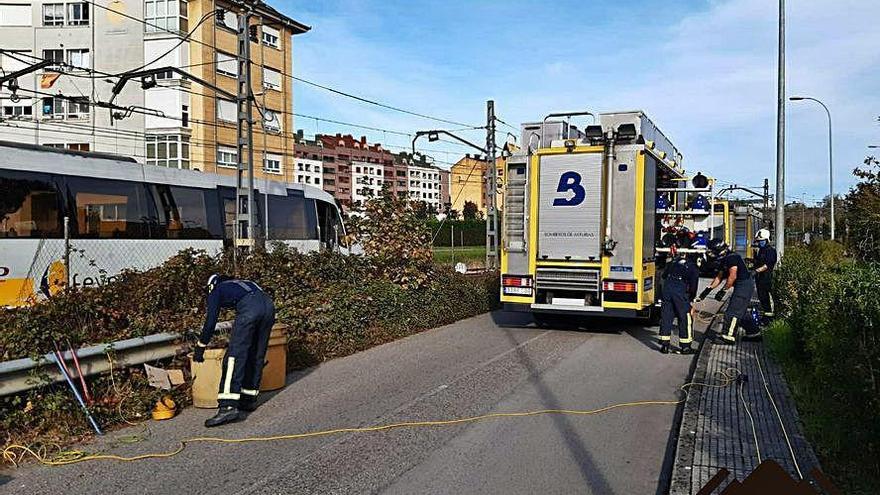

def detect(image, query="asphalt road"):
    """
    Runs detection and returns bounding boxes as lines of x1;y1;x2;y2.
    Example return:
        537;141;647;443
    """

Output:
1;309;714;494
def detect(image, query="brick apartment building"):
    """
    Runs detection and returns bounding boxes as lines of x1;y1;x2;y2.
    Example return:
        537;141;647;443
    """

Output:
293;130;451;212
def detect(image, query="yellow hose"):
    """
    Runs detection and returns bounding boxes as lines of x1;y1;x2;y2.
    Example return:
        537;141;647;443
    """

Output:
2;369;740;468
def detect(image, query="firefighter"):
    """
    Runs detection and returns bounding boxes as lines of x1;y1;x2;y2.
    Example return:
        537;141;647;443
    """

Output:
193;274;275;427
696;239;760;344
659;241;699;355
752;228;777;322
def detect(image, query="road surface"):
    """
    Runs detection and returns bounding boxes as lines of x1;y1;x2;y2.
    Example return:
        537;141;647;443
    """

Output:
1;310;713;494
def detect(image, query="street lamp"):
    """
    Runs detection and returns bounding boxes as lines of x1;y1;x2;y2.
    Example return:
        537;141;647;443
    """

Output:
790;96;834;240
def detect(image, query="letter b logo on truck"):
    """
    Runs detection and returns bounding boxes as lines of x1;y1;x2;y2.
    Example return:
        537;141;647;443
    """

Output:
553;171;585;206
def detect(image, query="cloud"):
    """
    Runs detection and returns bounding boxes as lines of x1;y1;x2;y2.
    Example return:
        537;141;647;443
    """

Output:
285;0;880;198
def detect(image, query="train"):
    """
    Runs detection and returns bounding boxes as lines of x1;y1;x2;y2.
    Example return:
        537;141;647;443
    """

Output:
0;141;345;307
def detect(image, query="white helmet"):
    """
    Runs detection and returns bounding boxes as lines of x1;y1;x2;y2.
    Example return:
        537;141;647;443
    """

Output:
755;229;771;242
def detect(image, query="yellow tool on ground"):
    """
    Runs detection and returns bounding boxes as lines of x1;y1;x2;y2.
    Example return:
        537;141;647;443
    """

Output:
151;396;177;421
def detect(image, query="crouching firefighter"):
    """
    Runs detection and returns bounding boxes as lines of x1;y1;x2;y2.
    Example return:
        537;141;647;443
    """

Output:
193;274;276;427
696;240;760;344
753;228;777;323
659;241;699;355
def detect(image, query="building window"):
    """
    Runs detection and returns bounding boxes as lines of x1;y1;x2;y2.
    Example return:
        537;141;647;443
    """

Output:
66;48;90;71
2;100;33;118
217;146;238;168
261;25;280;49
154;69;175;79
42;49;64;71
66;98;89;119
217;99;236;123
146;134;190;169
67;3;89;26
216;52;237;77
262;67;281;91
145;0;188;33
42;3;65;26
41;97;88;119
263;153;282;174
0;3;31;26
218;9;237;31
66;143;90;151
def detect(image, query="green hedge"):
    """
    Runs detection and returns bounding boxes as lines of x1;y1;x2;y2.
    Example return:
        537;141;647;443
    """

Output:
769;241;880;493
0;247;499;448
428;220;487;247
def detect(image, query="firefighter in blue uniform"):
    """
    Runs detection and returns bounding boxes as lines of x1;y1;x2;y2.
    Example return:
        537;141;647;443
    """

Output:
193;274;275;427
696;239;760;344
659;241;699;354
752;228;777;322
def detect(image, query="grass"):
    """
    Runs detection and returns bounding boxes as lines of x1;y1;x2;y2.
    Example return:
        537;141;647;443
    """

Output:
432;246;486;266
764;320;880;494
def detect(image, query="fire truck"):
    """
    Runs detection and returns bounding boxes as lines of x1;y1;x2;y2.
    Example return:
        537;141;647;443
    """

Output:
500;110;723;320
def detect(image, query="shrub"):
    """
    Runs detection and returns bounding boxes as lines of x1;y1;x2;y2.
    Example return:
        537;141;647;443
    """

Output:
770;244;880;492
0;246;499;451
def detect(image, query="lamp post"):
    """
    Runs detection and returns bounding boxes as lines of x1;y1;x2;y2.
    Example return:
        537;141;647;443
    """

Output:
790;96;834;240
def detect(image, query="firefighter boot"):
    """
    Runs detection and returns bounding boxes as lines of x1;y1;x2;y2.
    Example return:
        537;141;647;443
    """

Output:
205;406;242;427
679;343;696;355
239;398;258;412
660;342;670;354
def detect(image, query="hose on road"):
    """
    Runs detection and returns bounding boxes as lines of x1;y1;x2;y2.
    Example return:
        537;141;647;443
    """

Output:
2;368;742;468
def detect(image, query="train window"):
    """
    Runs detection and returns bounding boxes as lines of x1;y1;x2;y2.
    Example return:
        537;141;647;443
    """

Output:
151;185;217;239
0;170;62;238
316;200;341;247
65;177;151;238
266;191;318;240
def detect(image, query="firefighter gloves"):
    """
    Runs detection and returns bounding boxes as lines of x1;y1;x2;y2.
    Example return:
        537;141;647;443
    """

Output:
193;345;206;363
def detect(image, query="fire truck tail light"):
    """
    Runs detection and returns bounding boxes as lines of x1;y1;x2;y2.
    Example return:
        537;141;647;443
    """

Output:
603;281;637;292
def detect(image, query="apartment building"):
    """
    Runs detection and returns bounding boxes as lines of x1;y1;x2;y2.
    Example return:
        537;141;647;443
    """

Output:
450;153;504;214
292;131;452;214
0;0;308;180
0;0;145;156
395;151;447;213
293;130;395;208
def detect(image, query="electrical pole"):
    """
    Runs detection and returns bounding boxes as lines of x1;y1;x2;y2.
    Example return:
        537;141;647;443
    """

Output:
775;0;786;257
485;100;499;270
235;6;259;266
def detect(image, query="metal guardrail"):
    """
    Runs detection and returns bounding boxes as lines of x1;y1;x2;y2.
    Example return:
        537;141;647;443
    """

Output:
0;332;185;397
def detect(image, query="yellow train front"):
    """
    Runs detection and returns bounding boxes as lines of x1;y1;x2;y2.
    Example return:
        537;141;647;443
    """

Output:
500;110;708;320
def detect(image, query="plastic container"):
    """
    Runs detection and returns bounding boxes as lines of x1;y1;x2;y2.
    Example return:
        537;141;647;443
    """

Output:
259;323;288;391
191;349;225;409
189;323;288;408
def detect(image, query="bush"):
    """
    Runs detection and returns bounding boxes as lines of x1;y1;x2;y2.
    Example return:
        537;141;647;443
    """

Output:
0;247;500;450
770;243;880;492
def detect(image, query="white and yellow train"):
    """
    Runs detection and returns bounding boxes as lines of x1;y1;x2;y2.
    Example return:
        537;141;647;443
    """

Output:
0;141;344;307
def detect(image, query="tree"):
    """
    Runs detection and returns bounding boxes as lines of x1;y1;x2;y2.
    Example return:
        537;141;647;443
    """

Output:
462;201;479;221
349;189;433;288
845;155;880;261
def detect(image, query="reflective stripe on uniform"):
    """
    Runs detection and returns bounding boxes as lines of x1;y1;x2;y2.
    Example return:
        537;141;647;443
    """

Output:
726;316;738;337
217;392;240;400
681;314;693;344
241;388;259;397
659;335;671;341
223;356;235;396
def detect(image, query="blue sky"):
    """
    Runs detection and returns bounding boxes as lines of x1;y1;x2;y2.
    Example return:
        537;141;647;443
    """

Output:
281;0;880;205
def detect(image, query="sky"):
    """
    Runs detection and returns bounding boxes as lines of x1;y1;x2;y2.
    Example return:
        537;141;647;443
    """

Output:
281;0;880;205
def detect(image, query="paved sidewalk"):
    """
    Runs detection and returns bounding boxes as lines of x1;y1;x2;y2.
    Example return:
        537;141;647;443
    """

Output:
670;319;822;494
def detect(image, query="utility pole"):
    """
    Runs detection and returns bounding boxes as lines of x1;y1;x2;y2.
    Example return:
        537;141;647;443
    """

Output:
235;5;259;266
485;100;499;270
775;0;786;257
